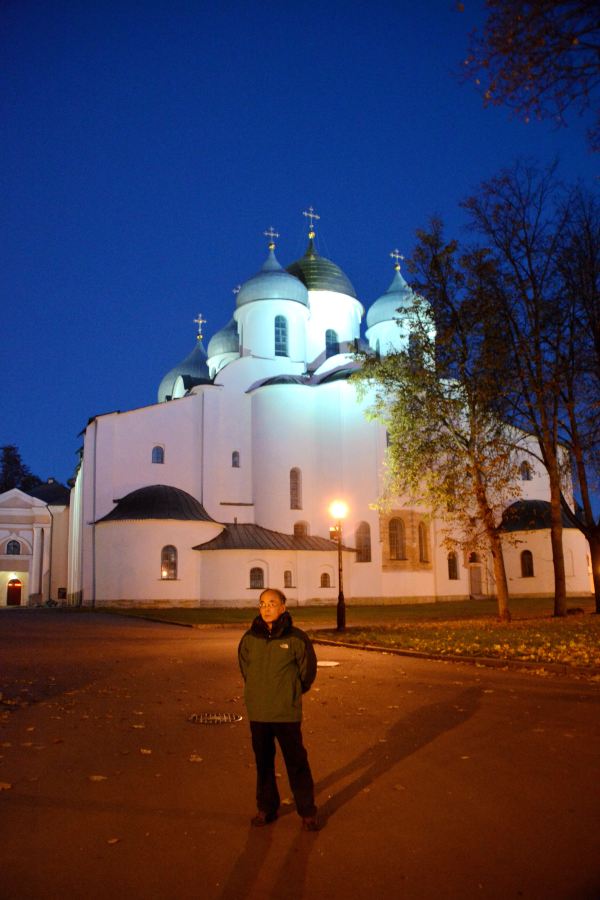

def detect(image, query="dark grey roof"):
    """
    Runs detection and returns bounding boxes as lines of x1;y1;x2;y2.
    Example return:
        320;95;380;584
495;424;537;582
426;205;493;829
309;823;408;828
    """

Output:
194;522;353;552
28;479;70;506
97;484;216;523
501;499;577;532
254;374;311;387
286;238;357;299
316;363;361;384
248;362;363;392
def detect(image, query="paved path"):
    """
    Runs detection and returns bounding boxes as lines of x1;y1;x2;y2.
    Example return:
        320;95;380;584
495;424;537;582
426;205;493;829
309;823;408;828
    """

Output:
1;610;599;899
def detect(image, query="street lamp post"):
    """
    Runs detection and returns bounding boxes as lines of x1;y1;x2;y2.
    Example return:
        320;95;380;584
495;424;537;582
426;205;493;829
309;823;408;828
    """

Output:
329;500;348;632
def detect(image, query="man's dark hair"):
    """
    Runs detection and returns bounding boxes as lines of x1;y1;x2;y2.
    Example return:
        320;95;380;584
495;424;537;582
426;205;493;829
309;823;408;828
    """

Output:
259;588;286;604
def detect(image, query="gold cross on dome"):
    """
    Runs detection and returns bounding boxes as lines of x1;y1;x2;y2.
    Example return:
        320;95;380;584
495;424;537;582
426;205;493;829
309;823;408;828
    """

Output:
390;249;405;270
193;312;206;340
303;205;320;238
263;226;280;249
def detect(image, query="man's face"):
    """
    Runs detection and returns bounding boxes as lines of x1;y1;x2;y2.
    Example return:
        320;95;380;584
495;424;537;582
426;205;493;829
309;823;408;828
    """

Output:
259;590;285;627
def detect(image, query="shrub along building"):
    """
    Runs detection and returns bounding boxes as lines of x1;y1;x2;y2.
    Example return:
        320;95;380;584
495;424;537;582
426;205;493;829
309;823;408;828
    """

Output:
1;219;592;608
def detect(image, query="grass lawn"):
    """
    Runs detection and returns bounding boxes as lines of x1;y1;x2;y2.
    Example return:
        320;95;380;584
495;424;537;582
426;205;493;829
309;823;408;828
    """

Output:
99;597;600;672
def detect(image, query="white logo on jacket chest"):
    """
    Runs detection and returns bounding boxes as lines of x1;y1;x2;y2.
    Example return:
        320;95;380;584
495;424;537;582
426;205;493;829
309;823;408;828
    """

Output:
279;642;289;649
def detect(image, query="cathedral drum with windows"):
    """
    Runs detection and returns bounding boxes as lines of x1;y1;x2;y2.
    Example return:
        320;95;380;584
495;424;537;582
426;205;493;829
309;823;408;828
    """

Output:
63;216;593;608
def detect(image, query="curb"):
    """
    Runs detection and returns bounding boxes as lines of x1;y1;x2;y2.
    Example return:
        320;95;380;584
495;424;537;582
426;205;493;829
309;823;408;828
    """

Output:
312;637;600;679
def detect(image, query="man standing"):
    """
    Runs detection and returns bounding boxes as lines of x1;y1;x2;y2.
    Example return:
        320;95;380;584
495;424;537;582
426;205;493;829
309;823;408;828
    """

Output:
238;587;319;831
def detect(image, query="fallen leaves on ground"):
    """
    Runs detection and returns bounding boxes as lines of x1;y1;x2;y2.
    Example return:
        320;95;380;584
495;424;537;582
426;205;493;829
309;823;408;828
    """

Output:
315;615;600;669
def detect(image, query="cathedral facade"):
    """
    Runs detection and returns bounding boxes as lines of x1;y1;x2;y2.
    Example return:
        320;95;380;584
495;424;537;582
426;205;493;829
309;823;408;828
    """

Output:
53;224;593;608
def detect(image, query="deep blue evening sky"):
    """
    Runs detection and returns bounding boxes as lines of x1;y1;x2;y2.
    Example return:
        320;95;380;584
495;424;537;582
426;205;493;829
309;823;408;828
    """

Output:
2;0;597;486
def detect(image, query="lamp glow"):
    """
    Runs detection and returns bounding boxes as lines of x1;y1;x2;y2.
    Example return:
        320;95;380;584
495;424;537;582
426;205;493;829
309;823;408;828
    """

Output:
329;500;348;520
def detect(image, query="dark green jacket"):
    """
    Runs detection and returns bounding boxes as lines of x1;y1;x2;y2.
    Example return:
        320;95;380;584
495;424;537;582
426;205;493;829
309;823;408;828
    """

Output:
238;611;317;722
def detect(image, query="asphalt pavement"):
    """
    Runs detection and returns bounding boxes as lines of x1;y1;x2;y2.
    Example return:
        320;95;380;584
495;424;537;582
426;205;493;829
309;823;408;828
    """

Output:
1;610;599;900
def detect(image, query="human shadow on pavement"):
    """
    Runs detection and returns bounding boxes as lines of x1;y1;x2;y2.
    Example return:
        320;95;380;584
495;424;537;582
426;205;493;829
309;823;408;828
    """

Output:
217;822;277;900
219;687;481;900
315;685;482;824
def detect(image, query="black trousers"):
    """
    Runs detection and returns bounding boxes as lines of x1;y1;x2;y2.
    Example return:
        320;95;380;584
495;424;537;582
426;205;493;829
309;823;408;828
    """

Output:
250;721;316;818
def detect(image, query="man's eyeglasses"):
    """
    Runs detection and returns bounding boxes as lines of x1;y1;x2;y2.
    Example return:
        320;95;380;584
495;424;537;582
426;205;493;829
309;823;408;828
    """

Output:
259;601;281;609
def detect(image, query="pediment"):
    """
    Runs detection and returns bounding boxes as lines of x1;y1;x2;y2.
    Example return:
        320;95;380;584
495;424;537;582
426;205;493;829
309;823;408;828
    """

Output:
0;488;47;510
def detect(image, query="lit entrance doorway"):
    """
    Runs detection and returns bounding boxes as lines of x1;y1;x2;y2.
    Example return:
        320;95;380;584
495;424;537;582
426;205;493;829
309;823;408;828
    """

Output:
7;578;22;606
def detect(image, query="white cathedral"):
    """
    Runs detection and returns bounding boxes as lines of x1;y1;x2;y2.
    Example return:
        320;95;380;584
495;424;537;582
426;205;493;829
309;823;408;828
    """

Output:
0;217;593;608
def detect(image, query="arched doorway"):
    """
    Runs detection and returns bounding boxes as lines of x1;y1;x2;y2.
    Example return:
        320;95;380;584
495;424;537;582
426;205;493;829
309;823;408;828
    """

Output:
468;552;483;597
7;579;22;607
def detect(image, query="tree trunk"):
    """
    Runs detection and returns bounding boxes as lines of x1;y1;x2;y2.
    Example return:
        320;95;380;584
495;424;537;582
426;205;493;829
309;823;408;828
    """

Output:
488;529;511;622
549;482;567;616
474;476;511;621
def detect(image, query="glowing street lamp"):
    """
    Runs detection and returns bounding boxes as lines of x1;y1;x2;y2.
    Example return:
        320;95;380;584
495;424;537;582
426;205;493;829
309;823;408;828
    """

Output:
329;500;348;632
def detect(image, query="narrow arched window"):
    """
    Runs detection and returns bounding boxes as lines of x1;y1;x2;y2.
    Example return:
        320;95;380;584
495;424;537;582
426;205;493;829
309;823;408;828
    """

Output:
284;570;293;588
290;468;302;510
152;445;165;464
389;518;406;560
520;461;532;481
160;545;177;580
356;521;371;563
275;315;288;357
6;540;20;555
250;567;264;589
448;551;459;580
232;451;240;468
418;522;429;563
294;521;309;537
521;550;534;578
325;329;339;358
468;551;480;564
320;572;331;588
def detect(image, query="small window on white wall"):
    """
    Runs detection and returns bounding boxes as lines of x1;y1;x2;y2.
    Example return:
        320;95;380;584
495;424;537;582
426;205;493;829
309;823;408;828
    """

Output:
275;316;288;356
448;552;459;580
290;468;302;510
152;445;165;464
250;567;264;589
356;522;371;562
520;461;532;481
161;545;177;579
320;572;331;588
521;550;534;578
284;570;293;588
418;522;429;563
232;451;240;468
6;540;21;555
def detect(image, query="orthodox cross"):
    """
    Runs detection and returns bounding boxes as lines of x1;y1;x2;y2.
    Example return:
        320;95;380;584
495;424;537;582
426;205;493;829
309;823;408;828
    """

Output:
303;206;320;237
390;249;405;270
193;312;206;341
232;284;241;295
263;226;280;249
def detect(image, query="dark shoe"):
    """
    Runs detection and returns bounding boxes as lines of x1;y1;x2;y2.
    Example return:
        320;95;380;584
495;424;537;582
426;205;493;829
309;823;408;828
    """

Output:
250;810;277;827
301;815;320;832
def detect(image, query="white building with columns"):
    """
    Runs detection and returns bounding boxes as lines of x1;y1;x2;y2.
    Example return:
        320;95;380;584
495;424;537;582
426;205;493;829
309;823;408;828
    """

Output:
0;480;70;606
53;218;591;609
